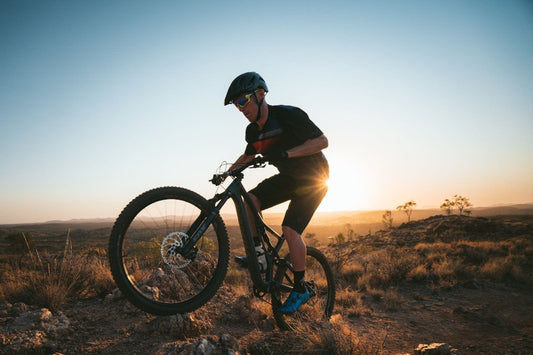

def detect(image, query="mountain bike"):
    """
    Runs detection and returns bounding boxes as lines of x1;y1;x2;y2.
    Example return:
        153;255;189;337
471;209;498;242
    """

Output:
108;157;335;330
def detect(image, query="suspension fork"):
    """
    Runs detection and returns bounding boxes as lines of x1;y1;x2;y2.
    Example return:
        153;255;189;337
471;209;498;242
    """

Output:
179;188;232;257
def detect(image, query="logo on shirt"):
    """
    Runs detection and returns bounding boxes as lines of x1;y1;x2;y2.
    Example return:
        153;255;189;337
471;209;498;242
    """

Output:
253;128;283;154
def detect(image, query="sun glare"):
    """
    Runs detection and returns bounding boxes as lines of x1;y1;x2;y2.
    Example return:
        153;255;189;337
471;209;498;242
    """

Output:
319;157;370;212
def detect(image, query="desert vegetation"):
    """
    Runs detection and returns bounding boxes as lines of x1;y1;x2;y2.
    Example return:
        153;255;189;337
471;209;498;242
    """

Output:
0;231;114;312
440;195;473;216
396;200;417;223
1;210;532;354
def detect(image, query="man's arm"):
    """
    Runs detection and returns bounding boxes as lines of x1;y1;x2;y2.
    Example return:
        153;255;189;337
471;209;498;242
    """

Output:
286;134;328;159
229;153;255;171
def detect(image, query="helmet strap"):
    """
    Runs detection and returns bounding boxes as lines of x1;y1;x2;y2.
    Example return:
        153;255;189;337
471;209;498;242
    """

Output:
252;92;264;123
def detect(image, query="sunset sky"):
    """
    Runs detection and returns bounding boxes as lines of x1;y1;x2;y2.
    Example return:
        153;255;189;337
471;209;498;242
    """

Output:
1;1;532;224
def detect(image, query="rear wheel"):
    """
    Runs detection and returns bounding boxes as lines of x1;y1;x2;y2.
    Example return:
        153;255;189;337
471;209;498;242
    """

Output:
272;246;335;330
108;187;229;315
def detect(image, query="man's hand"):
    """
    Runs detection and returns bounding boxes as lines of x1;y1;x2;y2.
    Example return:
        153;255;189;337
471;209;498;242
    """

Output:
263;149;288;163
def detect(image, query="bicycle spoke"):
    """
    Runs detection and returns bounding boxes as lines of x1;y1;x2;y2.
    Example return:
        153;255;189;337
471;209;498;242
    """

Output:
109;187;229;315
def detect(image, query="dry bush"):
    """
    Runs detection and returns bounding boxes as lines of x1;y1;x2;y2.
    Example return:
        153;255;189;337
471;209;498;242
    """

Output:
356;248;419;290
414;242;452;258
339;262;364;285
366;287;384;301
365;287;404;311
0;233;115;311
480;255;529;282
224;264;249;287
80;254;115;297
407;264;429;282
0;267;28;303
242;314;384;354
382;288;403;311
336;287;370;317
330;242;353;273
410;236;533;289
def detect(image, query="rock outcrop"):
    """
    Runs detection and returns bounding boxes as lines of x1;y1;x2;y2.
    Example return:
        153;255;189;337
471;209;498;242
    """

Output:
0;302;71;354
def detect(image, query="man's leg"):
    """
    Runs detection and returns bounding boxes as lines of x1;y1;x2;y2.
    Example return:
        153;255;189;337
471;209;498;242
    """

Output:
278;181;328;313
282;225;306;271
282;225;307;294
278;225;310;313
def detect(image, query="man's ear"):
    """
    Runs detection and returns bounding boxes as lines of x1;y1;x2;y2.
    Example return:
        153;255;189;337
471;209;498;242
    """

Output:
256;88;266;99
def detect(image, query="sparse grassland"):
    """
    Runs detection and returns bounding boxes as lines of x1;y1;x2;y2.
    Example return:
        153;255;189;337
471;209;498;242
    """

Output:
0;213;531;354
327;216;531;306
0;232;115;311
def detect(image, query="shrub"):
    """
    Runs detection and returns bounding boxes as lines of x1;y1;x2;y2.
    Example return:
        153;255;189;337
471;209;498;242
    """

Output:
0;233;115;310
383;288;403;311
480;255;528;282
356;248;419;290
336;287;370;317
254;314;384;354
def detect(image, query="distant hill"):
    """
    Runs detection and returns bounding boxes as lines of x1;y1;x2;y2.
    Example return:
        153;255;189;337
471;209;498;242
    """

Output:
1;204;532;239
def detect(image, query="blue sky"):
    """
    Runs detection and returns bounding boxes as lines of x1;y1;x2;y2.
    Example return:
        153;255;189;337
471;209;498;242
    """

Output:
1;0;532;223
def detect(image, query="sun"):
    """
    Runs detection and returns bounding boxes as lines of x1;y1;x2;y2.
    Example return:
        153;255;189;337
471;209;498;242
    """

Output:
319;156;370;212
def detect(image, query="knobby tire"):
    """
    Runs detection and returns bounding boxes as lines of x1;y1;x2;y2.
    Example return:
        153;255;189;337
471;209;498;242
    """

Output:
272;246;336;330
108;187;229;315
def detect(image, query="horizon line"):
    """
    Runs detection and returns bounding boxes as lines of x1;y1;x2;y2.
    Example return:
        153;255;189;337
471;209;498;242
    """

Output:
2;202;532;226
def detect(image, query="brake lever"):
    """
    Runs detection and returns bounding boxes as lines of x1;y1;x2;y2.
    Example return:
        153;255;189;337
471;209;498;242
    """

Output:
251;161;267;169
251;156;268;168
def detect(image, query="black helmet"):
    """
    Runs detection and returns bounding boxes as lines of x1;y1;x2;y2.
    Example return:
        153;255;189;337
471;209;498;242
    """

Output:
224;72;268;105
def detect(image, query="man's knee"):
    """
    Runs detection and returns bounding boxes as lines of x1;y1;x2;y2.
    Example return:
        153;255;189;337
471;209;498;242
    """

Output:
282;225;300;240
247;193;261;211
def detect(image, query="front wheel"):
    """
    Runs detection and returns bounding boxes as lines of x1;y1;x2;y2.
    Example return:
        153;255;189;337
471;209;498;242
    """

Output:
108;187;229;315
272;246;335;330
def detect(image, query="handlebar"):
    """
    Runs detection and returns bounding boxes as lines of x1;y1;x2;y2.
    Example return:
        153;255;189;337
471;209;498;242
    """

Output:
210;156;267;186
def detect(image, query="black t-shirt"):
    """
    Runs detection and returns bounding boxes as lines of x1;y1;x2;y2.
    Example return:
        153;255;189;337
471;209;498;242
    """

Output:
245;105;328;179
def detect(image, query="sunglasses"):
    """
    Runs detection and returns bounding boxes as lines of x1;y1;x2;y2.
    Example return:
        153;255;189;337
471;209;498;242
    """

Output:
232;91;256;108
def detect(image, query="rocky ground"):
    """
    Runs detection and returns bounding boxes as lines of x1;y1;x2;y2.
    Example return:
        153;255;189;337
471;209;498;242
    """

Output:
1;215;532;354
2;283;531;354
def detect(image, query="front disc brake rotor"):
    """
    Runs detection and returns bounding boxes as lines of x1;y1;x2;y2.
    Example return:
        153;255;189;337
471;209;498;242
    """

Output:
161;232;191;269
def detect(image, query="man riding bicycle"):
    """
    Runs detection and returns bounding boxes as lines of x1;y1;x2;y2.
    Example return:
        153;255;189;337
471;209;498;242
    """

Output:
224;72;329;313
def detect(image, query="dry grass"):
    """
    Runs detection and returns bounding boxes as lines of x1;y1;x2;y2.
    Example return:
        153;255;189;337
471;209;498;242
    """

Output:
324;217;532;323
241;314;384;354
336;287;370;318
1;215;530;353
224;264;249;287
0;232;114;311
330;235;531;292
409;237;531;288
353;248;419;290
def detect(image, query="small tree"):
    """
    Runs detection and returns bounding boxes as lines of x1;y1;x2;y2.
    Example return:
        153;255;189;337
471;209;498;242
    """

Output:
396;200;417;223
440;198;455;216
344;224;356;241
453;195;473;216
334;232;345;244
382;210;393;230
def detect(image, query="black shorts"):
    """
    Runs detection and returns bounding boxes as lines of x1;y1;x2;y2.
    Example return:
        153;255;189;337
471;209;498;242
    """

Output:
249;171;328;234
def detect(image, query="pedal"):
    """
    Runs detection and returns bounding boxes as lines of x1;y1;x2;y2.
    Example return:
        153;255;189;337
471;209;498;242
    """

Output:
234;256;248;268
304;281;316;298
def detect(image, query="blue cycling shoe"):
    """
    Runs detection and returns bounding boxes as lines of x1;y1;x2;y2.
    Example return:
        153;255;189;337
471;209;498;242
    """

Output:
278;288;310;314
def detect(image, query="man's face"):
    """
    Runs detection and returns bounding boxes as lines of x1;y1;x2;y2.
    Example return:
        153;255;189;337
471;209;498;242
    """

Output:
233;89;265;122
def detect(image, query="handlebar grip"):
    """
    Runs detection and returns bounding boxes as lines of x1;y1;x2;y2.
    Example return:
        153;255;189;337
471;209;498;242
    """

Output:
210;174;224;186
210;156;266;184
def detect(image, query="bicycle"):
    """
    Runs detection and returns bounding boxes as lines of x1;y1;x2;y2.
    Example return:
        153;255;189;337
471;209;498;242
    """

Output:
108;156;335;330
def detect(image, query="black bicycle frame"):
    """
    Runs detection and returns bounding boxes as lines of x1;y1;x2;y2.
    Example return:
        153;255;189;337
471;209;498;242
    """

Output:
180;170;288;293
